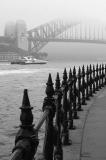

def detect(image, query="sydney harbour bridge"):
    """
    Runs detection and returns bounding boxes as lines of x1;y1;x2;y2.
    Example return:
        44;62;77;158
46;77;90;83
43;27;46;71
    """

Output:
0;19;106;61
27;19;106;54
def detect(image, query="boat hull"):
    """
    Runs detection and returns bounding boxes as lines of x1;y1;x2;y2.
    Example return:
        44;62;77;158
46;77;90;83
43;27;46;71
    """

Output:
11;56;48;64
11;61;47;65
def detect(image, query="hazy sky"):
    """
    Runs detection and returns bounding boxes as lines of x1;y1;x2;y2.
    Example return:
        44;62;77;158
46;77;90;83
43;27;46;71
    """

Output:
0;0;106;35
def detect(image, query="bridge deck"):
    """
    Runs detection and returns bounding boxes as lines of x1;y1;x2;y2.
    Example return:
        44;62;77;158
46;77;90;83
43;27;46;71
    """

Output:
41;39;106;44
63;87;106;160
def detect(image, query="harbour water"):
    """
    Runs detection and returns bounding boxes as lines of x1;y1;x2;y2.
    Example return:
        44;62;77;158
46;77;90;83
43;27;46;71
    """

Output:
0;43;106;159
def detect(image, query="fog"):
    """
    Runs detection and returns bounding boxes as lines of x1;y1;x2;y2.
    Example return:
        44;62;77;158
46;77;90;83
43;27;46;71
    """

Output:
0;0;106;62
0;0;106;34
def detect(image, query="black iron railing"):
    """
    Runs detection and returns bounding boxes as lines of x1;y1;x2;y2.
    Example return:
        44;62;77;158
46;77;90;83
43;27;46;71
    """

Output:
10;63;106;160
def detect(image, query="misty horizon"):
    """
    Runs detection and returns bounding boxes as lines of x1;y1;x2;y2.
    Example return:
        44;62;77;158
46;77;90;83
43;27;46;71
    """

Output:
0;0;106;35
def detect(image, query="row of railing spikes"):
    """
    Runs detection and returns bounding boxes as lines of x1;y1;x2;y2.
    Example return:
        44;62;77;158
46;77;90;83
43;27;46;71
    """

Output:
11;63;106;160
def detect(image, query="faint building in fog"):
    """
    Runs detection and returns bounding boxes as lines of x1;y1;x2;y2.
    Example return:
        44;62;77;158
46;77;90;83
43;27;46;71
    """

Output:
4;20;28;51
16;20;28;51
0;20;28;62
4;22;16;39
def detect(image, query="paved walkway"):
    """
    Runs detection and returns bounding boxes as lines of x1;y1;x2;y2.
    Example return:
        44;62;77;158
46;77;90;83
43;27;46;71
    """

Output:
81;87;106;160
63;87;106;160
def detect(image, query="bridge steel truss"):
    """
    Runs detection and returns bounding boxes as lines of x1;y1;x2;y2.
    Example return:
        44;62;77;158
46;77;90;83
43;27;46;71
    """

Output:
27;19;79;54
28;20;106;54
52;23;106;44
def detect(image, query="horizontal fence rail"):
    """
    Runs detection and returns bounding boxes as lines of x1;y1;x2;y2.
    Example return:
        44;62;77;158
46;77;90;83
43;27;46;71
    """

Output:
10;63;106;160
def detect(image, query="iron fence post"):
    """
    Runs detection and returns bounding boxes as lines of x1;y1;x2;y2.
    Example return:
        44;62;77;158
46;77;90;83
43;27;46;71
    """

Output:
42;74;56;160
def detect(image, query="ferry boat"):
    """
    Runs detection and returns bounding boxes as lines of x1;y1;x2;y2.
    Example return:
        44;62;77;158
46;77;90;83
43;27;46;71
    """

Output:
11;56;48;64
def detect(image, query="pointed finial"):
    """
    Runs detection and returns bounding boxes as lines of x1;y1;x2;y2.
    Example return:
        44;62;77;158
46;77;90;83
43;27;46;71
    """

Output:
82;65;85;76
102;63;104;69
20;89;33;128
46;73;54;97
69;68;72;80
55;72;60;90
22;89;31;108
63;68;67;81
82;65;85;71
89;64;92;72
73;66;76;75
78;67;81;79
93;64;95;70
78;66;81;74
86;65;89;71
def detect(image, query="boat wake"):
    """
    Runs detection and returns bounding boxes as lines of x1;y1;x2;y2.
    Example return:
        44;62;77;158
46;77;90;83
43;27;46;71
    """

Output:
0;69;40;75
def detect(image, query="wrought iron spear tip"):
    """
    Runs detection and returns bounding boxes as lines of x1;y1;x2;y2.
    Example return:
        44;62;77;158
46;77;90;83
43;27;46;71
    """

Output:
82;66;85;74
78;66;81;73
56;72;60;80
86;65;89;74
93;64;95;69
98;64;101;71
20;89;34;128
22;89;31;108
82;64;85;68
78;67;81;78
89;64;92;71
55;72;60;90
46;73;54;97
102;64;104;69
69;68;72;74
47;73;54;85
73;66;76;74
63;68;67;80
69;68;72;79
64;67;67;73
90;64;92;68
